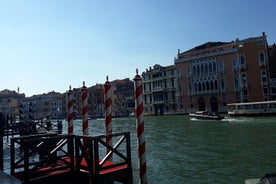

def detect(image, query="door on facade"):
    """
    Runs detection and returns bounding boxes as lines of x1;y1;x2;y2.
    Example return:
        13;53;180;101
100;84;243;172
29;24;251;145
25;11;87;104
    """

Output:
198;97;205;111
154;104;164;115
210;96;218;112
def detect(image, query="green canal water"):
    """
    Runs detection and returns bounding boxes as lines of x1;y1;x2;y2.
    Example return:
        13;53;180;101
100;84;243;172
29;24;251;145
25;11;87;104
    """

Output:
4;115;276;183
73;115;276;183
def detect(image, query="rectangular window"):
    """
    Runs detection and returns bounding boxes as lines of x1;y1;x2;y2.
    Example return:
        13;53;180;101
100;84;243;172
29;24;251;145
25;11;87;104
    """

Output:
219;61;224;73
234;77;239;91
257;39;264;45
232;59;238;72
253;104;259;109
259;51;266;66
243;89;248;96
263;87;268;94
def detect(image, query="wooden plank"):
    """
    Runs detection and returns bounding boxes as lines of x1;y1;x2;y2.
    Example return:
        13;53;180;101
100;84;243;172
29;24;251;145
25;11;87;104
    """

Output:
0;171;21;184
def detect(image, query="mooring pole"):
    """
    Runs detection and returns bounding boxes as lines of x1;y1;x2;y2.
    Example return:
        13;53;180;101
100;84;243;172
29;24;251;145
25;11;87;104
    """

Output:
104;76;112;157
81;81;88;136
134;69;147;184
67;85;74;134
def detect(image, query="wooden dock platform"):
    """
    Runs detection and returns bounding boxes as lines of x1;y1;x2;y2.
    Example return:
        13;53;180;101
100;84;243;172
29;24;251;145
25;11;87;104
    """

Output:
9;132;133;184
0;170;21;184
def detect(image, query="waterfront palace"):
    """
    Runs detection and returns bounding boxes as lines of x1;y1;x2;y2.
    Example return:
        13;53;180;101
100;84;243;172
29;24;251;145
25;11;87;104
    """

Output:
1;32;276;117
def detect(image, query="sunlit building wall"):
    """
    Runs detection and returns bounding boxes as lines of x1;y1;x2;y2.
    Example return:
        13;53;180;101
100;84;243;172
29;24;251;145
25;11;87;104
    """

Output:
174;32;271;113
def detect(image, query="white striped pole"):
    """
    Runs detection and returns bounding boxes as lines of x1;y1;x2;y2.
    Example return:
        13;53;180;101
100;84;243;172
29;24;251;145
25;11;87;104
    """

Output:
81;81;88;136
104;76;112;155
67;85;74;134
134;69;147;184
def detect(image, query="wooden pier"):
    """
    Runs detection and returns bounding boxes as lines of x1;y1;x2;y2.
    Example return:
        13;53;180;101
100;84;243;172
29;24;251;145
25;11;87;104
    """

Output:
2;114;63;137
9;132;133;184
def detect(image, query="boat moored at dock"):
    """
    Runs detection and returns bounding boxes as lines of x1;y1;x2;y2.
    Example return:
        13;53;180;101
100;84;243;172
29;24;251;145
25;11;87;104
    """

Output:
227;101;276;116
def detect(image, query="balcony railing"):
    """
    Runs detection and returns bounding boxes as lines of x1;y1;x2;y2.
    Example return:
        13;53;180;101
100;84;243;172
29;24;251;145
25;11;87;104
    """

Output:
259;61;266;67
152;86;163;92
240;64;246;70
262;81;268;86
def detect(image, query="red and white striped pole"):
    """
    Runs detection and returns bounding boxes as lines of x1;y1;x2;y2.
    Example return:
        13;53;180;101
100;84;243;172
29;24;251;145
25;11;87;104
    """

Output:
134;69;147;184
81;81;88;136
67;85;74;134
104;76;112;155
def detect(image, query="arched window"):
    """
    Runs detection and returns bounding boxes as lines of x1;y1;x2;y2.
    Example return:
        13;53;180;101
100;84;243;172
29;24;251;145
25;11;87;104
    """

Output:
209;63;213;73
213;62;217;72
197;65;200;75
206;81;210;90
234;77;239;90
221;79;225;90
198;81;202;91
259;52;265;62
210;80;214;90
259;51;266;66
262;71;267;84
205;63;208;74
193;65;196;75
242;73;247;87
214;80;218;89
194;82;198;91
202;81;205;90
201;64;204;75
240;55;245;65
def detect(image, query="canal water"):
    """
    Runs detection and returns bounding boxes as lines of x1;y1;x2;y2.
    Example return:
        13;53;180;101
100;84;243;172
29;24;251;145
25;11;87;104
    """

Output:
3;115;276;183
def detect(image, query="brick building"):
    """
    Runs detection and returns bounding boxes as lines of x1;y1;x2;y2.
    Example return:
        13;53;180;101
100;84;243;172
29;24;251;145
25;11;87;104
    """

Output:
174;32;272;113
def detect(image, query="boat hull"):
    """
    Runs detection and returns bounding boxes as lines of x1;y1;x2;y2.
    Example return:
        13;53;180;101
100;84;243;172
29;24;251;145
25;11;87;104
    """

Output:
228;112;276;116
189;111;224;120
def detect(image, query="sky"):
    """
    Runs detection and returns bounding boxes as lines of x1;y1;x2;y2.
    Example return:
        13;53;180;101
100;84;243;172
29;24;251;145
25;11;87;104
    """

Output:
1;0;276;97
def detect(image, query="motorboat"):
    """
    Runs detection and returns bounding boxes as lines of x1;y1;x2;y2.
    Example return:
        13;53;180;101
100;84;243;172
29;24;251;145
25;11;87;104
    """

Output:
189;111;224;120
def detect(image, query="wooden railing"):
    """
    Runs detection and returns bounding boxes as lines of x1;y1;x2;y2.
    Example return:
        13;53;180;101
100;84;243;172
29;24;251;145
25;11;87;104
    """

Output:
10;132;133;184
75;132;132;183
10;133;74;182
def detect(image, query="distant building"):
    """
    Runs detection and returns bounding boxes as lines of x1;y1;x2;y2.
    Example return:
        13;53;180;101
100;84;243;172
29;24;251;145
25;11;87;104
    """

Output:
142;64;177;115
64;80;133;119
88;84;105;118
268;43;276;100
111;78;135;117
174;32;273;113
21;91;64;120
0;89;25;115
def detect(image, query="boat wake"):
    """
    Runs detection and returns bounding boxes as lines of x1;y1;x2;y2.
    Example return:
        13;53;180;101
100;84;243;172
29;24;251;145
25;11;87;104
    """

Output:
222;116;254;122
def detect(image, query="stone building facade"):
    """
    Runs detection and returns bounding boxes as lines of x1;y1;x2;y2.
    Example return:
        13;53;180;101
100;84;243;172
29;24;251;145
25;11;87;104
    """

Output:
174;32;272;113
142;64;177;115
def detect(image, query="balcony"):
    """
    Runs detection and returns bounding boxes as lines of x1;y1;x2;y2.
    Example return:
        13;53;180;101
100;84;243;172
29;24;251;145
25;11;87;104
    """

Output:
240;82;248;89
152;86;163;92
240;63;246;71
259;61;266;67
234;87;240;92
153;100;164;104
219;67;224;74
270;78;276;87
233;66;239;73
261;81;268;86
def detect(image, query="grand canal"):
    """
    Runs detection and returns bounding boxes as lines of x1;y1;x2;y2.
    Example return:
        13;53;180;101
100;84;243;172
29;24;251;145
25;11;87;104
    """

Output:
3;115;276;183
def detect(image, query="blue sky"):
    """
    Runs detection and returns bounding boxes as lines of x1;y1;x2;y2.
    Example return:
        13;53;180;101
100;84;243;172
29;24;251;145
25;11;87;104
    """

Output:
1;0;276;96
